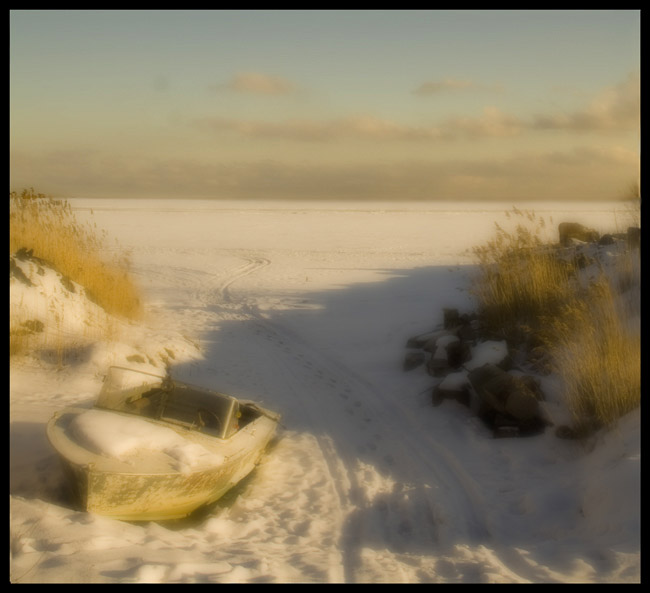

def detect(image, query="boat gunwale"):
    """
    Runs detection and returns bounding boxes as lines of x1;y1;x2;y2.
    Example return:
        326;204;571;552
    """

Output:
48;408;277;469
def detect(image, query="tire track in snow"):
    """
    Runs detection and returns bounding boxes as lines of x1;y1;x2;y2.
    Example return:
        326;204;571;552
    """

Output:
189;252;353;578
160;250;501;581
185;252;400;580
244;324;376;583
234;303;495;582
216;256;270;305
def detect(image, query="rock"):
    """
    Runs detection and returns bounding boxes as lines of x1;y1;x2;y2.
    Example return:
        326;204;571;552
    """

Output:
421;330;455;353
456;320;478;343
504;378;542;421
555;423;597;440
432;371;471;407
406;330;442;349
468;364;511;411
467;364;546;434
572;252;592;269
446;339;472;368
558;222;599;247
10;256;34;287
15;247;35;261
427;354;449;377
464;340;511;371
443;308;460;329
15;247;49;268
11;249;76;294
435;334;460;352
426;334;460;377
517;374;545;401
598;233;616;246
403;351;425;371
627;226;640;250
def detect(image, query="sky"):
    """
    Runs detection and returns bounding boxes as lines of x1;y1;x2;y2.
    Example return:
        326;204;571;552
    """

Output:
10;9;640;201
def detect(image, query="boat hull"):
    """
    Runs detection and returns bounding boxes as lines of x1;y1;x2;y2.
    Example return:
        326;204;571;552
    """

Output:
47;407;278;521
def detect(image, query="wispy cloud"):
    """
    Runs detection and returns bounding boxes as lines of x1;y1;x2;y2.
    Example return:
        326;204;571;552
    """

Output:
194;115;440;142
413;78;502;95
195;107;523;143
211;72;297;95
440;107;523;139
197;74;638;144
532;73;639;132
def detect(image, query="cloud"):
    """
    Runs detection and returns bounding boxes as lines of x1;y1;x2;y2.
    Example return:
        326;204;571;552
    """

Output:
532;72;639;132
212;72;297;95
195;114;441;142
413;78;502;95
439;107;523;139
194;109;524;143
10;145;639;202
197;73;638;144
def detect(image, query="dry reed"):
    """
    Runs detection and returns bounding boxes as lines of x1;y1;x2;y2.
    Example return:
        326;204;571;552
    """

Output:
471;207;640;429
10;188;142;359
550;277;640;430
10;188;141;320
471;208;575;345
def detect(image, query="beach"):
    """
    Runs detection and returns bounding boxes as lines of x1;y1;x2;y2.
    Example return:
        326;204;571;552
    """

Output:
10;198;640;583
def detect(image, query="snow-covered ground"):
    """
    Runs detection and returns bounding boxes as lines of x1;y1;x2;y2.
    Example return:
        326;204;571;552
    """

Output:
10;199;640;583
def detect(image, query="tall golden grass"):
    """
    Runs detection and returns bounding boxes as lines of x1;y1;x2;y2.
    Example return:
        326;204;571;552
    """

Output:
472;209;574;346
472;207;640;430
550;276;640;431
10;189;142;356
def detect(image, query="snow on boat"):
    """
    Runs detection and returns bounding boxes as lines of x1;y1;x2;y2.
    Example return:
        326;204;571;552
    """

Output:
46;366;280;521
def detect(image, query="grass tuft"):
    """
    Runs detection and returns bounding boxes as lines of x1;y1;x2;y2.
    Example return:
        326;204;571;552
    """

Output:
471;207;640;430
10;188;142;357
471;208;574;345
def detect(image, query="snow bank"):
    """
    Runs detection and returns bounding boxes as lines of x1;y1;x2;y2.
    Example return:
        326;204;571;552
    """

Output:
10;249;202;381
10;252;112;343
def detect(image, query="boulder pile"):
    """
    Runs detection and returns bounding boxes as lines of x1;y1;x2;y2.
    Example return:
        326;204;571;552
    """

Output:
403;220;640;439
404;307;551;438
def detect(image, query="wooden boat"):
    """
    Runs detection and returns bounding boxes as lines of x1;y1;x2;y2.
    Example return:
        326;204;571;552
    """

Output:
46;366;280;521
